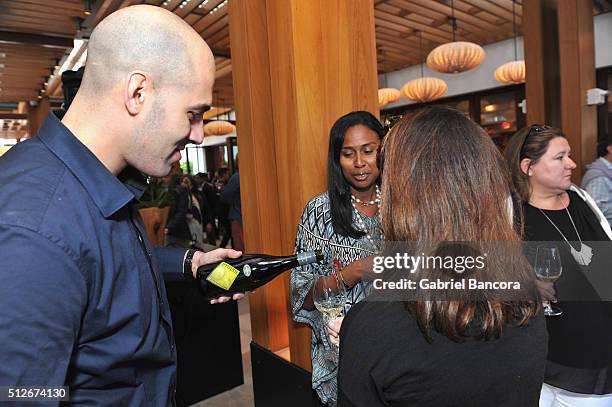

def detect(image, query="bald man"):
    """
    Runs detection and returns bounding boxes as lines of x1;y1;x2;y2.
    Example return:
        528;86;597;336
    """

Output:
0;5;242;405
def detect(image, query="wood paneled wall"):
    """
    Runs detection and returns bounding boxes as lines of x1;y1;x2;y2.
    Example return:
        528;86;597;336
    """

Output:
229;0;378;371
523;0;561;127
558;0;598;179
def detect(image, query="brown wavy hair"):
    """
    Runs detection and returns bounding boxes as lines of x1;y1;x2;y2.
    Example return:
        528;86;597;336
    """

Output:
504;125;566;204
380;106;538;342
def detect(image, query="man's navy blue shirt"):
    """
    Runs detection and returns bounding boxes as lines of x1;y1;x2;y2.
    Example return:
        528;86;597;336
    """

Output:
0;113;185;405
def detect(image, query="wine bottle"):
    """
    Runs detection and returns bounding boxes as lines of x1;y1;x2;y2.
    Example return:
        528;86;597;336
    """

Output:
197;250;324;299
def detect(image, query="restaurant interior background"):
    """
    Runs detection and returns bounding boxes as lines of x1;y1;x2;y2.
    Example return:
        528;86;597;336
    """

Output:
1;1;611;406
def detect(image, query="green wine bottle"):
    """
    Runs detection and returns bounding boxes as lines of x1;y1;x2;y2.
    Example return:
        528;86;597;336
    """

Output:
197;250;324;299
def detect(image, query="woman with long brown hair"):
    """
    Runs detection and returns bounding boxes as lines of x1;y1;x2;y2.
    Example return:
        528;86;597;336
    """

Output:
337;106;546;406
505;125;612;406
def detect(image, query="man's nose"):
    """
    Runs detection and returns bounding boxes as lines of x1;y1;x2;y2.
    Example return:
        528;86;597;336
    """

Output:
190;121;204;145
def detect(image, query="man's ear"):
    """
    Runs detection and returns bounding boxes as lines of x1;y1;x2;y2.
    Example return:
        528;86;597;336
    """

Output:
520;158;532;176
125;71;149;115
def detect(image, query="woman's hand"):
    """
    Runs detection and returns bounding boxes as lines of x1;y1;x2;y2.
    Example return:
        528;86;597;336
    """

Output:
340;255;376;287
327;316;344;347
535;279;557;302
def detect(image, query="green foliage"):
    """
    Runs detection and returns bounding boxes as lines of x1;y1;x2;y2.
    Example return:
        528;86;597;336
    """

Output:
138;177;172;209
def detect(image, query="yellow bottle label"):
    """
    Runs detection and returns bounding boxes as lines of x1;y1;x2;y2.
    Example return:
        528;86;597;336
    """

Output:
206;262;240;290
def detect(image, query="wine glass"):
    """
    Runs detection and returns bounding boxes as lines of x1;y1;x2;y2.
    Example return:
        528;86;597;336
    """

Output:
313;269;347;364
534;244;563;317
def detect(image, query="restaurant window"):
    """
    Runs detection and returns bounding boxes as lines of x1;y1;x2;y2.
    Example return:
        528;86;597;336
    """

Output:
381;84;525;151
480;90;521;150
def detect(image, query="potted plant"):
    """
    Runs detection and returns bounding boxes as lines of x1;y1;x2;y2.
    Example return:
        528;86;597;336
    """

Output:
138;177;172;246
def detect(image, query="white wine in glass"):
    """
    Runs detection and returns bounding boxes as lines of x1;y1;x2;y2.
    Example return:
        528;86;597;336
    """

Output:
313;270;347;364
534;245;563;317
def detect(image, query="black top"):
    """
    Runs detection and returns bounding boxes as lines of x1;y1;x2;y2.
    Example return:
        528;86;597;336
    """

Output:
337;301;547;407
523;190;612;394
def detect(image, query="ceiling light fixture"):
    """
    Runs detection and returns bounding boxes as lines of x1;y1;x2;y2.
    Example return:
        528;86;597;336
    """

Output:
426;0;485;74
402;31;448;103
83;0;93;16
378;72;400;107
494;0;525;84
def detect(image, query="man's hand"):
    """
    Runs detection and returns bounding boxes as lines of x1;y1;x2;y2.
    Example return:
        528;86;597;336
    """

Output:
191;248;246;304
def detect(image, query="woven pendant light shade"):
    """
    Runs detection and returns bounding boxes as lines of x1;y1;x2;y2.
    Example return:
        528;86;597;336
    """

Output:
378;88;401;107
401;77;448;103
494;60;525;84
426;41;485;74
204;120;235;136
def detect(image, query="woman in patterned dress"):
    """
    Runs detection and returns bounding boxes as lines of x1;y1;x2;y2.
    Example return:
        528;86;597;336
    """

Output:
291;111;385;406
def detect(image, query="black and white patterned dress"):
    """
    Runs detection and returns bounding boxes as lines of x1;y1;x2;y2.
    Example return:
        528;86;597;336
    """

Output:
291;192;381;406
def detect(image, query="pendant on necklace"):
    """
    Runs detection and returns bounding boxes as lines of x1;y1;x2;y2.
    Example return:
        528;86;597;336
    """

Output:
570;242;593;266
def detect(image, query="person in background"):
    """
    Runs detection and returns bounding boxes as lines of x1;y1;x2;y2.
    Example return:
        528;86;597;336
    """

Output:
291;111;385;406
581;134;612;227
505;124;612;406
194;172;217;245
180;175;205;249
215;167;232;248
0;6;243;405
165;174;192;248
337;106;546;407
220;156;244;251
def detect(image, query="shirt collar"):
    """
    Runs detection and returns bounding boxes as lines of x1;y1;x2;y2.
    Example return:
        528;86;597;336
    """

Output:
37;112;144;218
599;156;612;170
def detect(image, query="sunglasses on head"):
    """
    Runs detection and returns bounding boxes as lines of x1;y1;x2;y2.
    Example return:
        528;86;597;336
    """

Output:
519;124;548;156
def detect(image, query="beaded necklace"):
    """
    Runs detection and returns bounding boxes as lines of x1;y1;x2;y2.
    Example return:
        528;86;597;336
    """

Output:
350;185;382;251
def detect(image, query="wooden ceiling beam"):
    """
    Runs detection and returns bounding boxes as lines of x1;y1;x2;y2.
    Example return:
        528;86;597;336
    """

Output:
215;63;232;79
0;16;74;31
159;0;181;12
0;30;73;48
173;0;202;18
211;47;230;58
0;21;75;37
207;27;229;45
7;0;84;14
380;1;493;44
0;113;27;120
86;0;124;29
392;0;508;41
197;13;228;38
459;0;522;25
376;10;464;42
191;2;227;32
0;6;82;24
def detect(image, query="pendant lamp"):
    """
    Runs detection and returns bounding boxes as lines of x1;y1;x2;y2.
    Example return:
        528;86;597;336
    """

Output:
378;88;401;107
494;0;525;84
426;0;485;74
204;96;235;136
401;31;448;103
204;120;235;136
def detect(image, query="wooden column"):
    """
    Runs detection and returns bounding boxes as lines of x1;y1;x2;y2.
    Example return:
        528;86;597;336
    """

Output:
27;97;50;137
523;0;561;127
229;0;378;371
557;0;597;180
